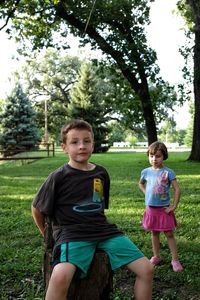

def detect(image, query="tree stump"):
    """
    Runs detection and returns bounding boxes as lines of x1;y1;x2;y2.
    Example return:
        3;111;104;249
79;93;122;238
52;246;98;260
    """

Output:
43;217;113;300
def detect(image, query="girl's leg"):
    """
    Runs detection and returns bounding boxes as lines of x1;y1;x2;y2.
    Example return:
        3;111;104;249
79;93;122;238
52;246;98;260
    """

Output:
45;262;76;300
164;230;178;260
164;231;183;272
127;257;154;300
151;231;161;257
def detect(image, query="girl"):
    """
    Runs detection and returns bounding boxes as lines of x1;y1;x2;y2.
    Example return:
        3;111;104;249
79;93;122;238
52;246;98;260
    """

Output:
138;141;183;272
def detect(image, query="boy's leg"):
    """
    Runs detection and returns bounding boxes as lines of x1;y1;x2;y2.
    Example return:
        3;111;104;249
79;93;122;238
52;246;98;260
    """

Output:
46;241;97;300
127;257;154;300
45;262;76;300
98;236;154;300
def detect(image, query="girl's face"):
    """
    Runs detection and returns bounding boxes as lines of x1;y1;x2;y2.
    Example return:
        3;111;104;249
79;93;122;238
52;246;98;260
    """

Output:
62;129;94;168
149;150;164;169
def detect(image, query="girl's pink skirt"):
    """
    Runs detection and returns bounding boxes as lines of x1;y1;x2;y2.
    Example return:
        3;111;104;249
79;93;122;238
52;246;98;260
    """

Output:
142;207;177;231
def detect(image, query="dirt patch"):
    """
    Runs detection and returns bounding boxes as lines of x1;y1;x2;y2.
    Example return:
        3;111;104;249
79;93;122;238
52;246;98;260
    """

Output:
113;268;200;300
152;279;200;300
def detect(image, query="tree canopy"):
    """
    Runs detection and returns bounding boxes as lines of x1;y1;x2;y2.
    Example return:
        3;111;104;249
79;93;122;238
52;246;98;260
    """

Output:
21;48;81;140
18;47;179;142
0;0;168;145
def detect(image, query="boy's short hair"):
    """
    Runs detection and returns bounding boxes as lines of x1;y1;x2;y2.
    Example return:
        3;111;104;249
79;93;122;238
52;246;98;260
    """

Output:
147;141;168;160
61;119;94;144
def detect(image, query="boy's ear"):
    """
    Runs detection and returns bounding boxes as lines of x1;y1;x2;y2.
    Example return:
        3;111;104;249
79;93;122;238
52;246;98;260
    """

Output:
61;143;68;153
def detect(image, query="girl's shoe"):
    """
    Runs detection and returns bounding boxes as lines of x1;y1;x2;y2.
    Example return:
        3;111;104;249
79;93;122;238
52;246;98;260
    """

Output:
171;260;183;272
150;256;162;265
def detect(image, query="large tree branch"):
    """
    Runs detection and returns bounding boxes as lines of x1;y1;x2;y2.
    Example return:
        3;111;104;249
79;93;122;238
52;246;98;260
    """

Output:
55;2;141;93
55;2;157;144
0;0;21;31
105;19;149;84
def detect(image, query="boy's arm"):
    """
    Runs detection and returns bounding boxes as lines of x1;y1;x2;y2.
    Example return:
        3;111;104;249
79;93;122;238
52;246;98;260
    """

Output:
31;206;45;237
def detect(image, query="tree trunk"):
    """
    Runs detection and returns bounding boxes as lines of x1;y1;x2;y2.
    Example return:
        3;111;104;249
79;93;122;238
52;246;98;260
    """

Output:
55;2;158;146
187;0;200;161
43;217;113;300
138;84;158;145
67;252;113;300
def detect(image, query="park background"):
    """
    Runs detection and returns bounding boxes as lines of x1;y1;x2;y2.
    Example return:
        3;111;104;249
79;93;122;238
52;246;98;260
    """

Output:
0;149;200;299
0;0;200;299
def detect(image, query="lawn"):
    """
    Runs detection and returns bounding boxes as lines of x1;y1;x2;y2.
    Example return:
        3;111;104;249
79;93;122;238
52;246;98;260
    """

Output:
0;150;200;299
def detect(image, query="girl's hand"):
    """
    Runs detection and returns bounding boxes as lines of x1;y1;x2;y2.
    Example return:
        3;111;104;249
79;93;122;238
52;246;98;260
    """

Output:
165;205;176;213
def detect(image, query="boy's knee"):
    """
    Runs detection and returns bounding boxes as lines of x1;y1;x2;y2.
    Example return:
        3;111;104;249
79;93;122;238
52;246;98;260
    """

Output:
50;269;68;288
147;262;154;279
50;263;75;289
141;261;154;281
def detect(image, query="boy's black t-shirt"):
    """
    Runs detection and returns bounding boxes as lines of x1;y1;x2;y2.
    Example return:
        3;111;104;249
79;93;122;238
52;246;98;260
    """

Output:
32;163;123;245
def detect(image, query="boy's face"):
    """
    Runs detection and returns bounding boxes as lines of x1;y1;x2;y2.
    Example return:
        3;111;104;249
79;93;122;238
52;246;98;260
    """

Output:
61;129;94;165
149;150;164;169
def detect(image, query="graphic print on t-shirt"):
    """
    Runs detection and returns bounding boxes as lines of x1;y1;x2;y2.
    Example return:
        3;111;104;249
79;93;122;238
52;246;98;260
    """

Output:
93;178;103;203
73;178;103;212
153;171;168;200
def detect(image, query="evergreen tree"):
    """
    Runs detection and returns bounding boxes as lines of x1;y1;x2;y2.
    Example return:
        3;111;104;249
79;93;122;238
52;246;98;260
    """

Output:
0;83;41;156
68;62;110;153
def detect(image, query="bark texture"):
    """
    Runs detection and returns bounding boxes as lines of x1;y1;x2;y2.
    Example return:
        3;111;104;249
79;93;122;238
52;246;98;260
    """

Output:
187;0;200;161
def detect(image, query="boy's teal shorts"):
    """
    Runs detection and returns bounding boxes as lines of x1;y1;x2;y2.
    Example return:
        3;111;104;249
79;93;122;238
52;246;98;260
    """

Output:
52;235;144;278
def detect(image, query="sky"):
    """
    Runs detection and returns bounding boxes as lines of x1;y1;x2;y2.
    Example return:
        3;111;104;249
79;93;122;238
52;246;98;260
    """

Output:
0;0;191;129
146;0;190;129
147;0;185;83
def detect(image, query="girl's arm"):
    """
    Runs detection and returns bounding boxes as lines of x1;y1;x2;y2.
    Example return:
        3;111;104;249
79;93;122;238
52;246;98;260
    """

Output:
166;179;181;213
138;180;146;194
31;206;45;236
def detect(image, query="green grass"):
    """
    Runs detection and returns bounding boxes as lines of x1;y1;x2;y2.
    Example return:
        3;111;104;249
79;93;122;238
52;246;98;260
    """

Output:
0;151;200;299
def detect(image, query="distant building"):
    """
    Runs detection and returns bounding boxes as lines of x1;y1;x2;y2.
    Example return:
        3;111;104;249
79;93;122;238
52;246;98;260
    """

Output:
165;143;179;149
113;142;131;148
135;142;148;147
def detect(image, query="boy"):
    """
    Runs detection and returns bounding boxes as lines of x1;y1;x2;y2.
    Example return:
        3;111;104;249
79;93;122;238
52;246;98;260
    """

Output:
32;119;153;300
